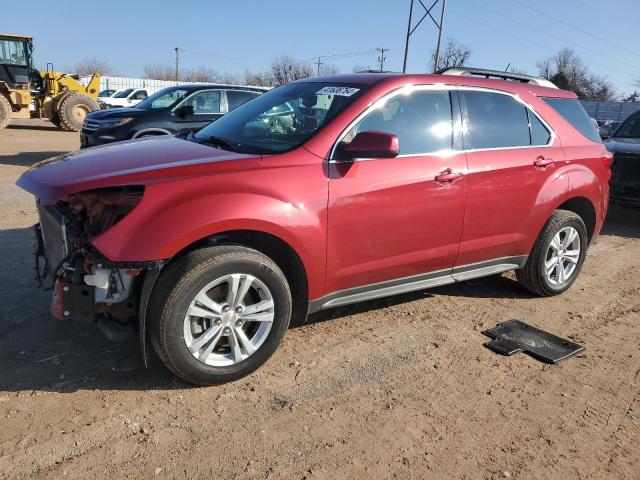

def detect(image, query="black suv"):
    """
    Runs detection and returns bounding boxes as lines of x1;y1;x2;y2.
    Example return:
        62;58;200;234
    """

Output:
80;84;266;148
605;111;640;208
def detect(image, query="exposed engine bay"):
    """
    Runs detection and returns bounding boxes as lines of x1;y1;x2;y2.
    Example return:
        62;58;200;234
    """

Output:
33;186;161;324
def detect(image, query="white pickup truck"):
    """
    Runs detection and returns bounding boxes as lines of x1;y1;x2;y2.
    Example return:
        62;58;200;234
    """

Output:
98;88;149;109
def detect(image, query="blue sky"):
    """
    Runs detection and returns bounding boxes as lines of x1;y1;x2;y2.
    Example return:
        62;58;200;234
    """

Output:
22;0;640;94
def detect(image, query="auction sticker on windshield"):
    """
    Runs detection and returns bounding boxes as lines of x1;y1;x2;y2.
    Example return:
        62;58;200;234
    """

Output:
316;86;360;97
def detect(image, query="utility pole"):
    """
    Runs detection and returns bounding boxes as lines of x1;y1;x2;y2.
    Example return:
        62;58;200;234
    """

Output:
376;48;388;72
402;0;414;73
433;0;447;73
315;57;323;75
174;47;179;81
402;0;447;73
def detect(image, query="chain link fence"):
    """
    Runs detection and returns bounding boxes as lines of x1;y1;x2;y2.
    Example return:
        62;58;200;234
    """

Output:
581;101;640;122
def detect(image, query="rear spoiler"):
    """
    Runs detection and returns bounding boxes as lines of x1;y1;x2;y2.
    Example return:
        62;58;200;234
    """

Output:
438;67;559;89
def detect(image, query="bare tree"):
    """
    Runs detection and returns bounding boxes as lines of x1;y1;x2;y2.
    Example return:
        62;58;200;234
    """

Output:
143;64;241;84
182;66;221;83
318;63;339;76
429;37;471;72
270;55;313;86
219;72;242;85
143;64;176;80
71;58;115;76
243;70;275;87
537;48;616;101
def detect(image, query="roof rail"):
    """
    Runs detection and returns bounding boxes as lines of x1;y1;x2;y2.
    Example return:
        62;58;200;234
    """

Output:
437;67;558;89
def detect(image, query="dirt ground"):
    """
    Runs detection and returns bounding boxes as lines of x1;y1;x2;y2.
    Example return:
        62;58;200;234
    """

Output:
0;119;638;480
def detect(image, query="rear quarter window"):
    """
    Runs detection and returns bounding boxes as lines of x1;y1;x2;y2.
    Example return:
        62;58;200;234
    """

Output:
542;97;601;143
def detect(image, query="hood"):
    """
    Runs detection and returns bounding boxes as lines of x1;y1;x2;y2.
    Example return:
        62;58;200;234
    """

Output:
17;136;261;204
87;107;149;120
605;137;640;154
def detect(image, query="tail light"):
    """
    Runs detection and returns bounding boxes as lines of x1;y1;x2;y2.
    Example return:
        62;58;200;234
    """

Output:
603;152;614;168
69;186;144;235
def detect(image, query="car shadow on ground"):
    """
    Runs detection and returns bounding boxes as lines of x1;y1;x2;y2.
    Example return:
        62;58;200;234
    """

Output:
0;227;181;393
0;151;68;167
600;205;640;239
6;122;60;132
0;205;636;393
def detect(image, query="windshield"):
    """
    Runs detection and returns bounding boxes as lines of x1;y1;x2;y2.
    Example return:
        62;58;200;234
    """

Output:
0;39;27;66
113;88;134;98
612;112;640;139
136;87;190;110
194;82;368;154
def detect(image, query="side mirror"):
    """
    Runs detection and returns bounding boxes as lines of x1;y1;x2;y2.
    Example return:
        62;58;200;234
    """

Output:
339;131;399;160
174;105;195;118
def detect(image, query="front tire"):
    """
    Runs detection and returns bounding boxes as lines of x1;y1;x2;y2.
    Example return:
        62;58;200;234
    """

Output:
517;210;588;296
0;94;12;129
56;93;99;131
148;245;292;385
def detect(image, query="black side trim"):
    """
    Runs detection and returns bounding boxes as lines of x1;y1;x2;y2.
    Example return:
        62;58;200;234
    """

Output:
308;256;527;314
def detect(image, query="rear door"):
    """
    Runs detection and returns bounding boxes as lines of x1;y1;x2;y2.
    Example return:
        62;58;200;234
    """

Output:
326;88;468;293
456;89;565;267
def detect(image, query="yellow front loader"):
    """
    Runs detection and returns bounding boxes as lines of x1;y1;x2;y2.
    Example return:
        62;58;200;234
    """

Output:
0;34;100;131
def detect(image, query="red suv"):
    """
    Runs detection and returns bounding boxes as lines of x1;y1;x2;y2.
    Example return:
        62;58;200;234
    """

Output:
17;69;612;385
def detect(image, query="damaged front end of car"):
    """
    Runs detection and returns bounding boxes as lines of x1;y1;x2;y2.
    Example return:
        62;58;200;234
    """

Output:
33;186;163;334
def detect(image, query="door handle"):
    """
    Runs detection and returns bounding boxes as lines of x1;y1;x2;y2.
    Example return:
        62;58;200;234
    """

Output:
534;156;554;168
435;168;463;183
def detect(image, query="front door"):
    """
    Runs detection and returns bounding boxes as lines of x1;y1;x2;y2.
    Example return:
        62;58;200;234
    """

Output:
326;88;468;294
173;89;223;134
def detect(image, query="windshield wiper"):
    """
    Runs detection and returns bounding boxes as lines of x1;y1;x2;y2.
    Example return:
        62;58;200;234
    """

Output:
201;135;239;152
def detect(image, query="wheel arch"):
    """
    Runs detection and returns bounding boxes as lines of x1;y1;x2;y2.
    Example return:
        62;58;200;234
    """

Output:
556;196;597;243
138;229;310;367
132;128;173;138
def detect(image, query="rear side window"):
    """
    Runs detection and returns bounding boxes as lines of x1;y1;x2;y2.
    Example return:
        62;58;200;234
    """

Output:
227;90;259;111
542;97;600;143
461;91;531;149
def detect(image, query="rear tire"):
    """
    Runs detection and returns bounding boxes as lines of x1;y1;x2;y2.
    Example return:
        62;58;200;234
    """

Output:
148;245;292;385
517;210;588;296
56;93;99;131
0;94;11;129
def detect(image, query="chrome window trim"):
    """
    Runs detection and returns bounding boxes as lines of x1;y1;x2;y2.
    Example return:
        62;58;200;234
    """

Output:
328;84;557;163
171;89;222;115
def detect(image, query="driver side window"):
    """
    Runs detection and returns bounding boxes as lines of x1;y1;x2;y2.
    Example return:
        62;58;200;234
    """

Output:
345;90;453;155
186;90;221;114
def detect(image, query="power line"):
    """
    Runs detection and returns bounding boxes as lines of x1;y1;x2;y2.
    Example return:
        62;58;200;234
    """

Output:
178;48;234;59
457;15;637;81
473;0;640;71
511;0;640;59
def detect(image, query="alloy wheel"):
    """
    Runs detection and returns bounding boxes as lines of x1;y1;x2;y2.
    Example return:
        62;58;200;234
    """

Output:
544;226;581;286
183;274;275;366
